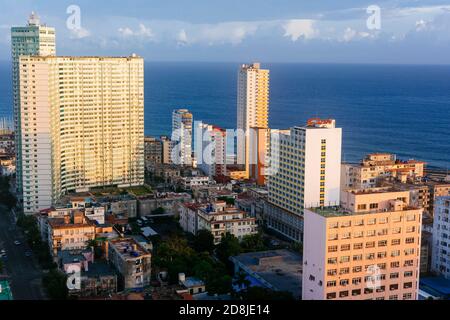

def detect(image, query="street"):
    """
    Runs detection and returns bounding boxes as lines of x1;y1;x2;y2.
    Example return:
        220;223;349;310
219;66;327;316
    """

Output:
0;205;46;300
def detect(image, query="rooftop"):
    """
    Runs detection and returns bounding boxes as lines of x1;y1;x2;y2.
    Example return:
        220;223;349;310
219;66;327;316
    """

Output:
308;204;419;218
109;238;150;259
230;249;302;298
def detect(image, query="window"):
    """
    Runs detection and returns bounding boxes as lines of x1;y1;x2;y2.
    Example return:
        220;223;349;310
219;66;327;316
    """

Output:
353;266;362;273
405;237;415;244
378;240;387;247
390;273;399;279
339;291;349;298
327;292;336;300
404;271;413;277
403;293;413;300
340;279;349;286
352;278;362;285
341;244;351;251
353;254;363;261
352;289;361;296
357;204;367;210
328;257;337;264
354;243;363;250
340;256;350;263
391;239;401;245
328;246;338;253
327;281;337;287
340;268;350;275
389;284;399;291
327;269;337;276
404;282;413;289
391;261;400;268
366;241;375;248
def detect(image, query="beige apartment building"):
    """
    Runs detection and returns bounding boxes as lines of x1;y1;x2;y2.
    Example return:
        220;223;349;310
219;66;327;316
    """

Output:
303;188;422;300
19;55;144;215
341;153;425;190
47;211;95;257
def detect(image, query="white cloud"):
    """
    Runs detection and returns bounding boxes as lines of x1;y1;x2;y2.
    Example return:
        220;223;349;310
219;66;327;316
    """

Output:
283;19;317;41
118;23;154;39
69;27;91;39
177;29;189;46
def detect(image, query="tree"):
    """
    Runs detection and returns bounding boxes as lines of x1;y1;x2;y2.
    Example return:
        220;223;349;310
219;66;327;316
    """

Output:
42;269;68;300
241;233;266;252
233;271;251;291
193;230;215;253
216;233;241;265
206;274;233;295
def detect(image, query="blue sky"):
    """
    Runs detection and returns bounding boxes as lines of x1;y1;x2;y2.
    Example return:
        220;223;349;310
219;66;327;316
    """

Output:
1;0;450;63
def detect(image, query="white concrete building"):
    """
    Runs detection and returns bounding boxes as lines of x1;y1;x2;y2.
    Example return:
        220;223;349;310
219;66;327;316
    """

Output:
19;55;144;215
172;109;193;166
179;201;258;244
431;196;450;279
11;13;56;203
265;119;342;242
237;63;269;178
196;122;227;178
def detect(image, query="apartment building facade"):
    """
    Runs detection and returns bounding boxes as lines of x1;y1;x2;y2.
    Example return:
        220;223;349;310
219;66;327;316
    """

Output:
265;119;342;242
236;63;269;178
302;189;422;300
11;13;56;201
172;109;193;166
18;55;144;215
431;196;450;279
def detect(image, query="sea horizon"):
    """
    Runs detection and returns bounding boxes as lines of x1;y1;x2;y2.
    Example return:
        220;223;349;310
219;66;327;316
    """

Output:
1;61;449;169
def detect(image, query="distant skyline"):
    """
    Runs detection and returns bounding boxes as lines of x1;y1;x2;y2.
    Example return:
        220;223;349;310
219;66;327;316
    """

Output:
0;0;450;64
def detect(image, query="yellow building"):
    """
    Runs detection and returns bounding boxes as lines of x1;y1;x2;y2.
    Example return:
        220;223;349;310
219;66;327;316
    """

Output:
341;153;426;190
236;63;269;178
19;55;144;215
303;188;422;300
48;211;95;257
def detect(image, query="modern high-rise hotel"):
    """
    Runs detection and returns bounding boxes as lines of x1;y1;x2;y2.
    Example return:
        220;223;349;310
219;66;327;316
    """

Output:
265;119;342;242
236;63;269;179
11;12;56;202
13;15;144;215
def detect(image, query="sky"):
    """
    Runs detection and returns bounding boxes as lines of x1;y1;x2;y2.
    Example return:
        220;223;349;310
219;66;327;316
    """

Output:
0;0;450;64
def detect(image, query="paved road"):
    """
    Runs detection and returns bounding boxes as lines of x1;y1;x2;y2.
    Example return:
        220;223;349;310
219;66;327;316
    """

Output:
0;205;46;300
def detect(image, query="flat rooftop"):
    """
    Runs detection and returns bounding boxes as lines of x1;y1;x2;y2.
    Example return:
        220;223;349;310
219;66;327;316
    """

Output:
309;205;419;218
109;238;150;259
230;249;302;298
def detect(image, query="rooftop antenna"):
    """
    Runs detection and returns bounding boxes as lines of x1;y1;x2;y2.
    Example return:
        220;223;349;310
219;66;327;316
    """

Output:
28;11;40;26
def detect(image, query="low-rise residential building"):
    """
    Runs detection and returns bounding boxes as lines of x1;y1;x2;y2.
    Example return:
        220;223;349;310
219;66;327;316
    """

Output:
145;136;163;168
107;238;151;290
341;153;426;190
179;201;258;244
303;188;423;300
48;211;96;257
174;176;211;190
138;192;192;216
431;196;450;279
230;249;302;299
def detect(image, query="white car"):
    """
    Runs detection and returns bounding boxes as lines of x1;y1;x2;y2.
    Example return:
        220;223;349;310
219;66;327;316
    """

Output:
14;240;21;245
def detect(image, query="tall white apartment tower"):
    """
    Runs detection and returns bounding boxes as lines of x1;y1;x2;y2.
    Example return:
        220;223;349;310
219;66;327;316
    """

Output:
265;119;342;242
196;123;227;178
11;13;56;202
172;109;193;166
19;55;145;215
431;196;450;279
237;63;269;178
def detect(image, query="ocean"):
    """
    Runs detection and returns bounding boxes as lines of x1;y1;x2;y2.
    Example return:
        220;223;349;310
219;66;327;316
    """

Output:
1;62;449;168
